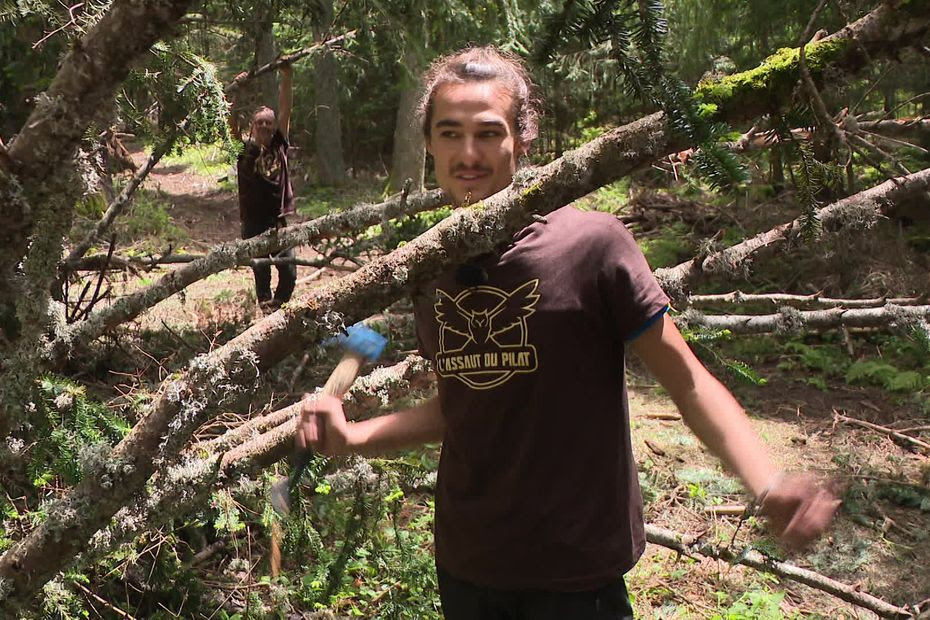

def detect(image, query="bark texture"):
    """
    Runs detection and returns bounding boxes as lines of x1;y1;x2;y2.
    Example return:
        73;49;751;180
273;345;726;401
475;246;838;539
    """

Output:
679;303;930;334
387;48;426;193
311;0;348;186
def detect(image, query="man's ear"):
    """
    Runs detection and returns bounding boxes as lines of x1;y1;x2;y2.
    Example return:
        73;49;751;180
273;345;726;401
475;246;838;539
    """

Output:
424;135;434;156
515;139;529;158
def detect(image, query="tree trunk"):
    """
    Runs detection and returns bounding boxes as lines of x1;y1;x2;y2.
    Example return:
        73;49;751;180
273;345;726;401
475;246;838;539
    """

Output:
312;0;347;186
387;48;425;193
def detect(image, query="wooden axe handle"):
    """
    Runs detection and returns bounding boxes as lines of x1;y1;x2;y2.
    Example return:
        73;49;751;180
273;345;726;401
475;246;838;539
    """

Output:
321;350;366;398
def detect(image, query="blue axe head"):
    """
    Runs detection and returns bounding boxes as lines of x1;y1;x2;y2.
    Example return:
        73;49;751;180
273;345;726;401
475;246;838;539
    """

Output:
329;323;388;361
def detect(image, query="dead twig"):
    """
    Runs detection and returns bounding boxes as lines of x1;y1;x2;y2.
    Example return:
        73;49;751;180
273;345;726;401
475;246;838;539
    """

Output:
645;523;915;618
833;410;930;453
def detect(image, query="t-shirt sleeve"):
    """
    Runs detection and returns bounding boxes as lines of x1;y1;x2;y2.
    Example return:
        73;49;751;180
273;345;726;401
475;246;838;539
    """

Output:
597;216;670;342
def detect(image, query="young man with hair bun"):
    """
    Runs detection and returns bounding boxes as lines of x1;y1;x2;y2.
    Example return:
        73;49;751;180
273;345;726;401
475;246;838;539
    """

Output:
299;46;838;619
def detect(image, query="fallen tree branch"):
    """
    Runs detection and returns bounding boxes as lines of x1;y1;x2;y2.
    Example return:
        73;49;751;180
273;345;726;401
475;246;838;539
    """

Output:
833;410;930;453
726;117;930;153
68;252;356;272
644;523;915;619
52;188;447;358
655;167;930;299
685;291;928;309
86;355;434;558
0;0;195;284
224;31;356;94
678;303;930;335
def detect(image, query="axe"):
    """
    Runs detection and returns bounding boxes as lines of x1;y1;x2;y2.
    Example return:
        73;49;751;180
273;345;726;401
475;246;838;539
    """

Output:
270;323;388;516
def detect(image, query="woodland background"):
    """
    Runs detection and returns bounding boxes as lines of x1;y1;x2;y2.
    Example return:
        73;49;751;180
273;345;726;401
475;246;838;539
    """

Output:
1;0;930;618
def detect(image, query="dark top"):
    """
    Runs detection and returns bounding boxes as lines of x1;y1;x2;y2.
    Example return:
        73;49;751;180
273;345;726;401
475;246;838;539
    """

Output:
413;206;669;592
237;128;295;235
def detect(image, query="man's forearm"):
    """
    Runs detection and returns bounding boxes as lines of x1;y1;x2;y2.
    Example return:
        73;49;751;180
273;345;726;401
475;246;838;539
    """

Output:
674;374;778;497
347;396;444;456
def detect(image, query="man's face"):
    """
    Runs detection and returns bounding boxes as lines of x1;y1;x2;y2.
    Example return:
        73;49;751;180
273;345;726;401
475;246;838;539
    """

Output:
251;109;276;147
426;81;525;206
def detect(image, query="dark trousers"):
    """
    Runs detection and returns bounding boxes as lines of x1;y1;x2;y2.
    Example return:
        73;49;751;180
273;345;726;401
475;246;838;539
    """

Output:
242;219;297;304
437;568;635;620
252;247;296;303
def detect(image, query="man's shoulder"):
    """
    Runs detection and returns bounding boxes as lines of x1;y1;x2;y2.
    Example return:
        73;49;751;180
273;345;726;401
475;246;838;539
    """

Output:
548;206;629;239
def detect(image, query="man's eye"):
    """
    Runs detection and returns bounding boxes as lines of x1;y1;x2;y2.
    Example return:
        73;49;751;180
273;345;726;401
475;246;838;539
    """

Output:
479;131;502;139
440;131;460;139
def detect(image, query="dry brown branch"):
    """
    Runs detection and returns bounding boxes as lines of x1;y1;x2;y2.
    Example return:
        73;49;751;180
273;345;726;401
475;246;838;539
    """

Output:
63;120;190;266
644;523;915;618
702;505;747;516
833;410;930;453
68;252;356;273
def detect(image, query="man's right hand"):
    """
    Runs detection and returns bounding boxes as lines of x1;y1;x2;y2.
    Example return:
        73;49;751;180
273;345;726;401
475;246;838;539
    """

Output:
297;393;353;456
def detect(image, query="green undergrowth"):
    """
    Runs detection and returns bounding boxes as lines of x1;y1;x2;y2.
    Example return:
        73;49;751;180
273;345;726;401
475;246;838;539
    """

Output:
704;326;930;411
295;179;383;219
161;142;235;178
29;376;131;488
73;186;188;253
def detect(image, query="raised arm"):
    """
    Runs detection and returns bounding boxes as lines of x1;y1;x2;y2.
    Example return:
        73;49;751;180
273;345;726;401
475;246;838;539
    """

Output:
630;314;838;548
277;63;293;139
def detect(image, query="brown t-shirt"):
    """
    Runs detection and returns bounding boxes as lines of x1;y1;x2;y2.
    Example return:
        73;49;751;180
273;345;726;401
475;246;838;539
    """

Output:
413;205;669;591
237;129;295;235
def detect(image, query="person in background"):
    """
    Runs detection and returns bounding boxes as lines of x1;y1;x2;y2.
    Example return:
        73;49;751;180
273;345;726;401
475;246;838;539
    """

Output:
229;63;297;311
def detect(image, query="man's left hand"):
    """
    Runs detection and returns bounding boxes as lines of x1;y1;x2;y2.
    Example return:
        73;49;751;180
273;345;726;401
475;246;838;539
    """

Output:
760;474;841;550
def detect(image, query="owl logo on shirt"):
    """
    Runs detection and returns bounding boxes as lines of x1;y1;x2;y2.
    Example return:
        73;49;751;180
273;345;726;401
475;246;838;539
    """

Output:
433;279;540;390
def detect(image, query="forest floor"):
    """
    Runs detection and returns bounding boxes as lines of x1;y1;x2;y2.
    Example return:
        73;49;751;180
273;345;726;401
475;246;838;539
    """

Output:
80;146;930;619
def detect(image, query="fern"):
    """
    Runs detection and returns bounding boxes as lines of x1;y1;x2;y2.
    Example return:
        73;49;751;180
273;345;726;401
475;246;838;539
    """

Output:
845;360;899;386
886;370;925;393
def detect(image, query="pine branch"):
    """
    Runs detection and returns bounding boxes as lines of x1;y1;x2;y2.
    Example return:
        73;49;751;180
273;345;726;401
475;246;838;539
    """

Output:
85;356;434;559
224;30;356;93
0;0;196;286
